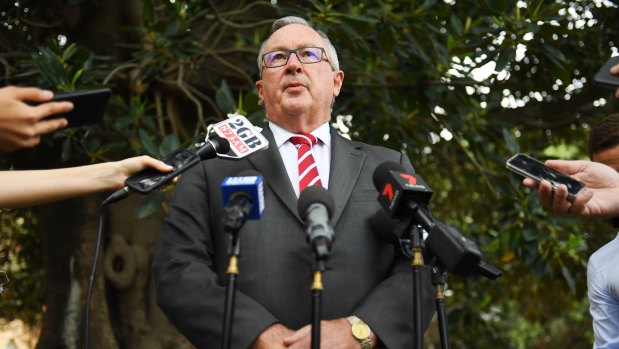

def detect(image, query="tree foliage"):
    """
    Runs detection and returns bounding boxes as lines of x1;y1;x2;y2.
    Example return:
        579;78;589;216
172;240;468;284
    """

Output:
1;0;618;348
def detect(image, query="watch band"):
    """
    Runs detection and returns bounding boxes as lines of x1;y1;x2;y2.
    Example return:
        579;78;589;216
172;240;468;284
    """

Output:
346;315;372;349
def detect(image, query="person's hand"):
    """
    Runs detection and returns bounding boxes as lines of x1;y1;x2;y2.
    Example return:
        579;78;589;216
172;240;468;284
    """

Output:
611;63;619;99
523;159;619;217
111;155;174;188
0;86;73;151
283;318;376;349
249;323;294;349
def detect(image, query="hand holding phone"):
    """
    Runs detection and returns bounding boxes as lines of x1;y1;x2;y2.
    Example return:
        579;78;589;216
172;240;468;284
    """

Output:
125;149;200;194
40;88;111;128
506;153;586;201
593;56;619;89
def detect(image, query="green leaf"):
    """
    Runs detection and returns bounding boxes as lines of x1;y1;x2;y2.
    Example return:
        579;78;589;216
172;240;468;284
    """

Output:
159;134;181;155
215;80;236;114
495;47;516;72
135;192;164;219
61;138;71;163
502;128;520;154
139;129;159;156
450;13;464;36
561;266;577;294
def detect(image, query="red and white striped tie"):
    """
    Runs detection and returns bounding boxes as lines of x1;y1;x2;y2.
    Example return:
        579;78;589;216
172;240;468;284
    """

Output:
289;133;322;193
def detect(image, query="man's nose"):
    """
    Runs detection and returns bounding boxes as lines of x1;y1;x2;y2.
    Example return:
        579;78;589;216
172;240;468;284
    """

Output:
285;52;303;74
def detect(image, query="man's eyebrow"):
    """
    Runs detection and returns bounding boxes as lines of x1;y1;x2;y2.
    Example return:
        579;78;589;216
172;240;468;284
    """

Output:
265;44;320;51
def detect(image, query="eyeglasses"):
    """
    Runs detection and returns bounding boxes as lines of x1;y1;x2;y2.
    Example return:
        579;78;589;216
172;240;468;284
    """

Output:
262;47;328;68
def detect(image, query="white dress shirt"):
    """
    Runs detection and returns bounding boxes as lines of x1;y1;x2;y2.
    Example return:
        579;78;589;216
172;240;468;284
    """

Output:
588;232;619;348
268;121;331;198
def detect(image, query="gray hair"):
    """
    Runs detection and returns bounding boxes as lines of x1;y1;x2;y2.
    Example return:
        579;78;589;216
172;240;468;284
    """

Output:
257;16;340;78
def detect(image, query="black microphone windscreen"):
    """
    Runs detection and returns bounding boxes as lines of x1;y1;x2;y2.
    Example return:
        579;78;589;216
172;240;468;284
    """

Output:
372;161;405;191
298;186;335;219
214;137;231;154
371;209;400;244
196;136;230;160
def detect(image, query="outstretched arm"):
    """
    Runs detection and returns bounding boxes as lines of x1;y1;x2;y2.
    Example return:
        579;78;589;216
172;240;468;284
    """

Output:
0;156;172;208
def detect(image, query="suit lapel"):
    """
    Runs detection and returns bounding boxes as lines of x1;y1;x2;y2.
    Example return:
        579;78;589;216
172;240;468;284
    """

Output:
328;128;366;226
248;127;302;222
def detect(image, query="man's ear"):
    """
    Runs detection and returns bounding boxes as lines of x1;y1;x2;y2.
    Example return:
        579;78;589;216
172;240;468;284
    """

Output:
256;80;264;101
256;80;266;106
332;70;344;97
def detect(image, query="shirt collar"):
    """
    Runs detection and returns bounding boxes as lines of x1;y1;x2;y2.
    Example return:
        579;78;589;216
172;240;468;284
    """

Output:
269;121;331;148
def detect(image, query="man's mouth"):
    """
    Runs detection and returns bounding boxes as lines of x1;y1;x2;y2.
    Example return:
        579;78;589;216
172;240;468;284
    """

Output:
285;82;306;90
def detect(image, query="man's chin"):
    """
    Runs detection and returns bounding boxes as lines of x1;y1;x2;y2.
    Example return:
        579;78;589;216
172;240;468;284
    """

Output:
281;100;311;115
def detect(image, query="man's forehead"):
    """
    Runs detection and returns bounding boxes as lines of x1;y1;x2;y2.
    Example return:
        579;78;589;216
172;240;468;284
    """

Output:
264;24;323;50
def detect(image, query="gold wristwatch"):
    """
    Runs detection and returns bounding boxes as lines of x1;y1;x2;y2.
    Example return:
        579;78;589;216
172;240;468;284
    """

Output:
346;315;372;349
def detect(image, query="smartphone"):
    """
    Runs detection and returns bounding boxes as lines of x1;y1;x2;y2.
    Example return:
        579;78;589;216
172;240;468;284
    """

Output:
506;153;586;201
593;56;619;88
125;148;200;194
43;88;112;127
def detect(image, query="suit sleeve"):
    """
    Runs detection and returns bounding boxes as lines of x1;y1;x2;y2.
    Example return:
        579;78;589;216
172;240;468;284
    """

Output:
152;163;278;349
353;151;436;349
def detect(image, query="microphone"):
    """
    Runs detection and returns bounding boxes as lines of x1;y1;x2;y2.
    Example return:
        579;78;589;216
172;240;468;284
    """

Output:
221;170;266;235
120;136;230;197
298;186;335;260
371;209;404;244
219;170;265;349
207;113;269;159
372;161;486;277
371;209;415;260
104;115;269;206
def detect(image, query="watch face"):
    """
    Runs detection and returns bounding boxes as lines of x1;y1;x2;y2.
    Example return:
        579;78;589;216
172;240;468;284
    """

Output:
352;323;371;339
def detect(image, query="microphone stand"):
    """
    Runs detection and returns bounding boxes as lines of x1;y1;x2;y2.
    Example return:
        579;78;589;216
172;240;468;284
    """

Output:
311;258;325;349
310;238;330;349
408;224;425;349
222;232;240;349
404;224;501;349
431;265;451;349
221;198;251;349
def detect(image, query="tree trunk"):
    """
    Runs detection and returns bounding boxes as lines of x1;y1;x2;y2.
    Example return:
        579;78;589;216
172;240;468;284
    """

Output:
103;194;194;349
34;194;192;349
34;195;117;349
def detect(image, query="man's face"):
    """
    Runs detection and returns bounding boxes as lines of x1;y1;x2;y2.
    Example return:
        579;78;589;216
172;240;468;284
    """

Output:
256;24;344;133
592;143;619;171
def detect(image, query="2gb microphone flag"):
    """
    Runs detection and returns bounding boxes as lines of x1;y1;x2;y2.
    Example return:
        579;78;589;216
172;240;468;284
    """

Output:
208;113;269;159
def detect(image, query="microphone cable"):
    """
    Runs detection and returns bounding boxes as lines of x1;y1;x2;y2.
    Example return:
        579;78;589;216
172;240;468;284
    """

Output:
82;188;129;349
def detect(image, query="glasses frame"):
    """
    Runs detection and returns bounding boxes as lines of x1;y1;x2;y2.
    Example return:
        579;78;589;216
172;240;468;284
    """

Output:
262;47;328;69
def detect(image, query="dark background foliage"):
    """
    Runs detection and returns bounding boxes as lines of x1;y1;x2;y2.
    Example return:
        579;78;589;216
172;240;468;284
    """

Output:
1;0;618;348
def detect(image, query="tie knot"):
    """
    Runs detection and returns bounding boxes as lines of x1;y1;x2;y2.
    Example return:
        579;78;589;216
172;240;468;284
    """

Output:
289;133;318;147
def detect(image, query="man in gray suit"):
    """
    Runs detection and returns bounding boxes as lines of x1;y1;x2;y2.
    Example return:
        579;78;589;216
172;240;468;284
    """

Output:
152;16;435;349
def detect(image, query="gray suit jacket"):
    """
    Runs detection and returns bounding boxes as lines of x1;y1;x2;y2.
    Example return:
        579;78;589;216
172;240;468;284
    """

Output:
152;126;435;349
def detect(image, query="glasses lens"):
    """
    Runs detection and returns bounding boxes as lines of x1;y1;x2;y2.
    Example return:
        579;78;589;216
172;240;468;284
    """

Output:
297;47;323;64
264;51;288;67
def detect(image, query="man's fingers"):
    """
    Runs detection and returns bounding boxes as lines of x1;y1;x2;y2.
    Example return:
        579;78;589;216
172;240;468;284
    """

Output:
0;135;32;152
34;118;68;136
523;177;539;189
537;180;554;207
33;101;73;121
552;184;570;215
283;325;310;346
568;188;593;215
5;86;54;102
145;157;174;172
